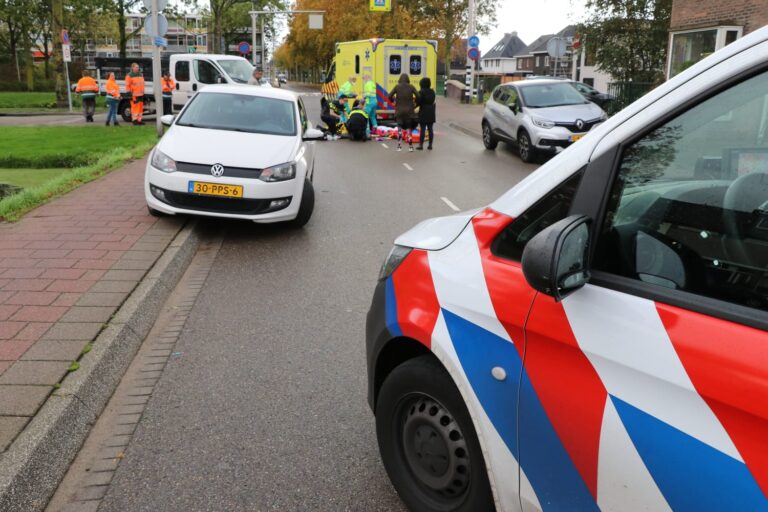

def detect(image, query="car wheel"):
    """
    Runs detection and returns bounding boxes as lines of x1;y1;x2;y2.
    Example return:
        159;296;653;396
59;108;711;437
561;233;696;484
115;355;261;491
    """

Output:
482;122;498;150
376;355;494;512
518;129;536;163
147;206;166;217
287;179;314;228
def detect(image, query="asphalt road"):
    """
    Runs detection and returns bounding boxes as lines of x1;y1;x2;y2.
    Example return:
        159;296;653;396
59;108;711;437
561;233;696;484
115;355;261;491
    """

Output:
95;87;537;511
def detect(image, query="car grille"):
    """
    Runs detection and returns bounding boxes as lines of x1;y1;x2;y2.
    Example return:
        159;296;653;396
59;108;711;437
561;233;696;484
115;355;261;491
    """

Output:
554;119;602;133
156;187;290;214
176;162;263;179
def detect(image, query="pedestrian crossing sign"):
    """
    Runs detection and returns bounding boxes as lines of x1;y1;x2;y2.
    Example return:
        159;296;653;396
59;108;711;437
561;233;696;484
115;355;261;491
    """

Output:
370;0;391;12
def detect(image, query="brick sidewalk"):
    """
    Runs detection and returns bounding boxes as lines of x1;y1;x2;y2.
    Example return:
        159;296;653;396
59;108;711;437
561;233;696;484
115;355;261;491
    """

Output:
0;158;184;453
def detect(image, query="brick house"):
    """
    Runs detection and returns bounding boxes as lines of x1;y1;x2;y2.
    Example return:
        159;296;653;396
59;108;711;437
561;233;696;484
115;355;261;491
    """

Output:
480;32;528;76
515;26;577;78
668;0;768;77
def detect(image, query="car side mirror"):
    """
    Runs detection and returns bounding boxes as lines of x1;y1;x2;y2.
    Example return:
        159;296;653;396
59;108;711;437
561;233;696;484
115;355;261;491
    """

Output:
160;114;175;127
522;215;592;301
217;76;226;84
303;127;325;141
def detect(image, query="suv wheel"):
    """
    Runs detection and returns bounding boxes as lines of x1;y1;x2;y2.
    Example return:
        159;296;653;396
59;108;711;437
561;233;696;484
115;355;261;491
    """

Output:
518;129;536;163
482;122;498;150
376;356;494;512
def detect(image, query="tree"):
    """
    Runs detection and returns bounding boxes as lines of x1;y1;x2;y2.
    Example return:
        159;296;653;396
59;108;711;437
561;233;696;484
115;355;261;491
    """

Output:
578;0;672;83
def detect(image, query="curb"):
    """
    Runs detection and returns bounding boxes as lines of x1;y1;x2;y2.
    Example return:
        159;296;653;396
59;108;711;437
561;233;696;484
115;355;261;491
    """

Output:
0;218;200;512
447;122;482;140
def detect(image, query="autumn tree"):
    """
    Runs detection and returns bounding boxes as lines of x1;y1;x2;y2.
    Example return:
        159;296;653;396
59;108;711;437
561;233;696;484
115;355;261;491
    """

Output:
578;0;672;83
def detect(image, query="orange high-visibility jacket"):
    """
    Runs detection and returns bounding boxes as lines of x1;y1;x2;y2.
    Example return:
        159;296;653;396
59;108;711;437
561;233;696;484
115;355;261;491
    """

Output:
75;76;99;99
105;79;120;99
161;78;176;94
125;72;145;97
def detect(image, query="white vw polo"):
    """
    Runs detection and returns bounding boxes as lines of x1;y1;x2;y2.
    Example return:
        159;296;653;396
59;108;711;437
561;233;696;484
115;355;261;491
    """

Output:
145;85;324;227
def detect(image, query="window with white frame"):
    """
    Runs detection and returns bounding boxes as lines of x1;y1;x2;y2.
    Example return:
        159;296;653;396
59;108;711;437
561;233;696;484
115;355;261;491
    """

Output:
668;26;742;78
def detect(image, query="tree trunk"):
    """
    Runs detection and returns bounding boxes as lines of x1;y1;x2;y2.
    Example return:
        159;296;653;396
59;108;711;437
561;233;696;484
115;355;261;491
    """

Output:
51;0;67;106
118;0;127;59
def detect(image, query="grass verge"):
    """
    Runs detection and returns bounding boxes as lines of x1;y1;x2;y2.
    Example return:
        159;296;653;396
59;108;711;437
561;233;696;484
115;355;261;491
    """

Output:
0;125;156;168
0;140;155;221
0;92;106;110
0;168;70;190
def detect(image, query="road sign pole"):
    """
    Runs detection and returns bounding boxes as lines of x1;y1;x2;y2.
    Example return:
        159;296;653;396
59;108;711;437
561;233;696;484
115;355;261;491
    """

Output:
467;0;476;103
64;61;72;112
151;0;163;136
251;14;257;66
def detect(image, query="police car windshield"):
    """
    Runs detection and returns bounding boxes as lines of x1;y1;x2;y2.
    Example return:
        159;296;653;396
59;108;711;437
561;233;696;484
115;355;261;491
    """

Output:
216;59;253;84
521;83;589;108
176;92;296;136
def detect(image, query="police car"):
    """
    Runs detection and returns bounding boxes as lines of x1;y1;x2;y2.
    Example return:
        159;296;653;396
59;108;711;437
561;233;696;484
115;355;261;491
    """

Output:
366;26;768;512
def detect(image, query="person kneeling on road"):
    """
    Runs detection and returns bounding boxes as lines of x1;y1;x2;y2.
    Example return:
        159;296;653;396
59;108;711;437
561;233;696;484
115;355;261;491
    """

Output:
321;95;349;140
345;100;369;141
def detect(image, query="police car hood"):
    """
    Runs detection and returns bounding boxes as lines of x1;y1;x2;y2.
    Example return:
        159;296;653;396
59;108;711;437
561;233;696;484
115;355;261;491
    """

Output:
159;125;297;169
395;209;481;251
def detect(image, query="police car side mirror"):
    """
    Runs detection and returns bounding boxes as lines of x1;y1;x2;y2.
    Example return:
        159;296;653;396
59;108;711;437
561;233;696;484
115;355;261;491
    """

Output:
522;215;591;301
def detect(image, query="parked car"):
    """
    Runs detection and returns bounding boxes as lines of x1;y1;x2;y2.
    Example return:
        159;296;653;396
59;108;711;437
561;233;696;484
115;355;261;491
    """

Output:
367;25;768;512
482;79;607;162
570;80;615;108
145;85;324;227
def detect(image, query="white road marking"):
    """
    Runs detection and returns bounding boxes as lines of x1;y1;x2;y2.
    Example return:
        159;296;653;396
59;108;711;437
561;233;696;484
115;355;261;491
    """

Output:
441;196;461;212
403;163;414;171
381;143;389;149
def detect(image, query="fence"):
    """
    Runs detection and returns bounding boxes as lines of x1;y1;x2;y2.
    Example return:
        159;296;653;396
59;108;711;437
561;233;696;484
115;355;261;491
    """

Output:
605;81;655;115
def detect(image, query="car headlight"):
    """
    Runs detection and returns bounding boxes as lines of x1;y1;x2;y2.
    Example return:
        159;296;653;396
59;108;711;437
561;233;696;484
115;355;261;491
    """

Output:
531;117;555;129
379;245;412;281
151;149;176;173
259;162;296;182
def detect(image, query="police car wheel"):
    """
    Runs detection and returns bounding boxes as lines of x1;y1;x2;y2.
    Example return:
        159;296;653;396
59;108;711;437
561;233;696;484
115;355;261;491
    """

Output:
376;355;494;512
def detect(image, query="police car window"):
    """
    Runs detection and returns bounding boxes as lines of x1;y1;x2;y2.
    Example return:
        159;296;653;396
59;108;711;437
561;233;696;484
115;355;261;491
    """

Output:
194;60;221;84
594;70;768;312
389;55;402;75
175;61;189;82
493;170;584;261
409;56;422;75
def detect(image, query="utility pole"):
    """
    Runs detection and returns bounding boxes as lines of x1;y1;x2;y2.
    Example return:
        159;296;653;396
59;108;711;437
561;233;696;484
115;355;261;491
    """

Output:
465;0;476;103
151;0;163;136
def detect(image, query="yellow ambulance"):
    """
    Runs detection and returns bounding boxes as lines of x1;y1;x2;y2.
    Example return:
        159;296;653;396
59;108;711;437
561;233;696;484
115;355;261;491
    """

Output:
321;38;438;123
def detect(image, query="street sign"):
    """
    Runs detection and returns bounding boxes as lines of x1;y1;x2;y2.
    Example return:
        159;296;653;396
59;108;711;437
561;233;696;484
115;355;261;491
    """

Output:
308;13;323;29
144;13;168;38
468;35;480;48
238;41;251;55
467;47;480;61
546;37;567;58
142;0;167;11
370;0;391;12
60;30;69;44
62;44;72;63
153;36;168;47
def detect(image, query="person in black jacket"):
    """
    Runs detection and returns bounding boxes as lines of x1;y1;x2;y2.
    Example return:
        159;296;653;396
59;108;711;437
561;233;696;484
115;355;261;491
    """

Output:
416;77;436;150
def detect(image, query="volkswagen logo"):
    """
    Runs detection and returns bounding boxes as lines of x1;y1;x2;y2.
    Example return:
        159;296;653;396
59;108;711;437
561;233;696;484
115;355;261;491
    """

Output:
575;119;585;131
210;163;224;177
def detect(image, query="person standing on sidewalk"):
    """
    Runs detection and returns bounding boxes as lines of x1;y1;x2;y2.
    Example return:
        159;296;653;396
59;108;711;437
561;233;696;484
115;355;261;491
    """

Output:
389;73;418;152
416;77;436;150
125;63;145;125
362;73;378;131
75;70;98;123
104;72;121;127
160;71;175;116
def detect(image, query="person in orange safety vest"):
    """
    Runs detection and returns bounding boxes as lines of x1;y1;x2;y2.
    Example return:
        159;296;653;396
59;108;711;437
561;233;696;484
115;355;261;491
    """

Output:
160;71;175;116
75;70;99;122
125;62;145;125
104;72;121;127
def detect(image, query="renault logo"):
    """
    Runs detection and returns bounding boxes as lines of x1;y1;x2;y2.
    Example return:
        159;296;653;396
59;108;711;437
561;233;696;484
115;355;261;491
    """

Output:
575;119;585;131
210;163;224;177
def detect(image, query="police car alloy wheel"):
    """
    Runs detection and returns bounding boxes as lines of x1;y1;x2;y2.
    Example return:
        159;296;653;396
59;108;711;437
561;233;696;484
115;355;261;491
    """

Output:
376;356;494;512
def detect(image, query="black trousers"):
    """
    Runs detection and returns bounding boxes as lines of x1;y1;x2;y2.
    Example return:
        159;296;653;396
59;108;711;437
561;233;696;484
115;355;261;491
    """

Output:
163;96;172;116
321;114;339;134
419;123;434;147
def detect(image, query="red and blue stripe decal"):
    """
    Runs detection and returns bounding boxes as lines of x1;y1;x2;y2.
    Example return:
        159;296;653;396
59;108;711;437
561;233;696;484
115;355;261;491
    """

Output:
384;250;439;348
377;83;395;110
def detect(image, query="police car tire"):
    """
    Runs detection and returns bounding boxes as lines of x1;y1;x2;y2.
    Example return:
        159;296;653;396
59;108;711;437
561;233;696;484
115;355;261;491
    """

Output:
287;179;314;228
376;355;494;512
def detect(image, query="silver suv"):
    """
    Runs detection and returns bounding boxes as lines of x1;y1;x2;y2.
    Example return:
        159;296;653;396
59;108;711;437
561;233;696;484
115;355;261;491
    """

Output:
482;79;607;162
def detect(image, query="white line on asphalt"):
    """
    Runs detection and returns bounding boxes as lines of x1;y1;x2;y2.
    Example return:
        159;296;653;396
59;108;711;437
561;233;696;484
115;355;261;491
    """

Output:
403;163;414;171
381;143;389;149
441;197;461;212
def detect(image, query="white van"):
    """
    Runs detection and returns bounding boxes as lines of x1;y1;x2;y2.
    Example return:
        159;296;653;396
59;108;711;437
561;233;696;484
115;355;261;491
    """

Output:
169;54;254;112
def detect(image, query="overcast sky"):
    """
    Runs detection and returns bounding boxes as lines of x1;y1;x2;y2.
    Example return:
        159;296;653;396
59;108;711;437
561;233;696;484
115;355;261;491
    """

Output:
480;0;588;54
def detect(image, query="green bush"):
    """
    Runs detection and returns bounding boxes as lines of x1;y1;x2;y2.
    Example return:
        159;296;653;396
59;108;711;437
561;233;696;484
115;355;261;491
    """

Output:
0;91;106;109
